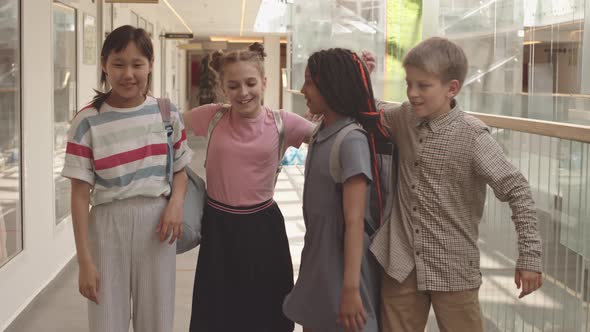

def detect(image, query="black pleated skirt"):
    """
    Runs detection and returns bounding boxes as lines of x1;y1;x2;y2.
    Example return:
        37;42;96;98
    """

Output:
189;197;295;332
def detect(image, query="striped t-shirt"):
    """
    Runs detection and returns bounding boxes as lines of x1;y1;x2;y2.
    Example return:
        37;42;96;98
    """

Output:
61;96;193;206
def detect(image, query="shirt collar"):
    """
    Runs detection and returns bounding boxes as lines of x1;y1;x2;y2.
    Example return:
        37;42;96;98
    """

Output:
315;116;357;143
414;100;462;133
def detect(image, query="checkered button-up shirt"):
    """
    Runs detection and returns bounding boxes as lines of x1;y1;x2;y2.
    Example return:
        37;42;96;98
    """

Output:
370;101;542;291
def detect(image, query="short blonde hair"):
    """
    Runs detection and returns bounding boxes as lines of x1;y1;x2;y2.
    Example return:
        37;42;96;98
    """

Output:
403;37;468;86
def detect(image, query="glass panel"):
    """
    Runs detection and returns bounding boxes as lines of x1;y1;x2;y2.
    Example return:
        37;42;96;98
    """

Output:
139;17;147;30
53;2;77;225
383;0;422;102
437;0;590;126
103;2;112;40
477;129;590;332
131;11;139;28
0;0;22;267
290;0;386;95
147;22;154;38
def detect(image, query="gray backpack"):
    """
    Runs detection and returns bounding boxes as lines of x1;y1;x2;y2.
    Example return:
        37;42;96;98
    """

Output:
157;98;206;255
310;121;397;236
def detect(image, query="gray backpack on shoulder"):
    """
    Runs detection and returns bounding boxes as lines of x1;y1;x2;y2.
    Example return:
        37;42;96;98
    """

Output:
310;121;397;236
157;98;206;255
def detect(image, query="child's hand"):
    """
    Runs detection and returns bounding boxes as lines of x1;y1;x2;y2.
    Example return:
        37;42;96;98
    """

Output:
515;269;543;298
337;286;367;331
157;200;184;244
360;51;376;74
79;260;100;304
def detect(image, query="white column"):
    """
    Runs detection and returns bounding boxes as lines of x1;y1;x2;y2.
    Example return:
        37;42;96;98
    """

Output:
264;36;281;110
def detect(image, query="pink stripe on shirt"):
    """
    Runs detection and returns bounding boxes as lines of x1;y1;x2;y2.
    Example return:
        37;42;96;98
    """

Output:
173;130;187;150
66;142;94;159
94;143;168;170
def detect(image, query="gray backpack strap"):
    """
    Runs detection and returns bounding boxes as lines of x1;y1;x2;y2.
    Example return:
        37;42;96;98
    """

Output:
272;109;286;183
203;104;230;168
157;98;172;123
329;122;365;184
304;122;322;174
272;110;285;162
156;98;174;186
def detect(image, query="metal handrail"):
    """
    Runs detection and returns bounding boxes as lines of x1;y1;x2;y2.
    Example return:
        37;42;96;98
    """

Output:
468;111;590;143
285;89;590;143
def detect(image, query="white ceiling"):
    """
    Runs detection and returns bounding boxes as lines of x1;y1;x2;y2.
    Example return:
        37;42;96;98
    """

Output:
167;0;265;37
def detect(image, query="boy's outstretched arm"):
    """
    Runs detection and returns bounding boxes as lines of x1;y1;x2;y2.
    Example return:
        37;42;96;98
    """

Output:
473;130;543;298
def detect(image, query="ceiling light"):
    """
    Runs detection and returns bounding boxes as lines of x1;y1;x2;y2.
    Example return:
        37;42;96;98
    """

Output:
162;0;192;34
240;0;246;36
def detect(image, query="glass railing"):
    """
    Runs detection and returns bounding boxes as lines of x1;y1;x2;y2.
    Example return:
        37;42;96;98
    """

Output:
460;91;590;126
285;89;590;331
479;122;590;332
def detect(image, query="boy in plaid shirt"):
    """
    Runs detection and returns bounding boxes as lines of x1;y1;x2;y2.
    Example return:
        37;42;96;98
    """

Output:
365;37;543;331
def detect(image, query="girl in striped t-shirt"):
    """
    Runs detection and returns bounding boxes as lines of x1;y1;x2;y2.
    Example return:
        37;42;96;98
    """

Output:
61;25;192;332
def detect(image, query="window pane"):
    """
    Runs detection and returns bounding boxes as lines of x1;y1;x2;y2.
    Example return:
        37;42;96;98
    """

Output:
290;1;387;96
53;2;77;225
131;11;139;28
0;0;22;267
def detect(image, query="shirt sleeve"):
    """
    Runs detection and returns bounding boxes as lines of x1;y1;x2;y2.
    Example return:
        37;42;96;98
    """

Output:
171;103;194;172
376;100;404;141
61;110;95;185
283;110;314;148
340;130;373;184
188;103;225;137
473;130;542;273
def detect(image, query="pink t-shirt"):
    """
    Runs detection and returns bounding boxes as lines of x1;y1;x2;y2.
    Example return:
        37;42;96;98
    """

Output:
190;104;313;206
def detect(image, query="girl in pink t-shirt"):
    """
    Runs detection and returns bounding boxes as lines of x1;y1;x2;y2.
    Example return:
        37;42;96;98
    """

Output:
184;43;313;332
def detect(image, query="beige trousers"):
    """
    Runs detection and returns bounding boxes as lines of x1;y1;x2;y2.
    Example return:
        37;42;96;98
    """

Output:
381;269;483;332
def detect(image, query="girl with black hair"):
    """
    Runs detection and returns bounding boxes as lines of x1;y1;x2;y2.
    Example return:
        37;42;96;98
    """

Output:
61;25;192;332
282;48;381;332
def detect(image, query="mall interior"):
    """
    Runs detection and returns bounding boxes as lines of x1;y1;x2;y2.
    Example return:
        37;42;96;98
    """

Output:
0;0;589;331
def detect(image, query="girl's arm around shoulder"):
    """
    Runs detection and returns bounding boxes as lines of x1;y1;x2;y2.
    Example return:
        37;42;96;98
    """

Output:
169;104;193;171
282;110;315;146
376;99;406;136
182;103;227;137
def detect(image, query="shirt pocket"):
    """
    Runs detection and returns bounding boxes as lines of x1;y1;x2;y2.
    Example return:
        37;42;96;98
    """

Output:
148;121;168;145
444;145;472;183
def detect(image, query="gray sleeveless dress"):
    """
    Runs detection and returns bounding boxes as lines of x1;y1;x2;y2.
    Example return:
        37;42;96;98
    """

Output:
282;117;380;332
